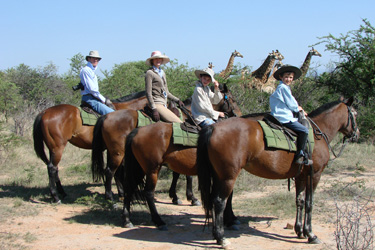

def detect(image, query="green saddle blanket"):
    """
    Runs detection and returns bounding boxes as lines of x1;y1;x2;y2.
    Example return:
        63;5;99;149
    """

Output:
258;120;315;152
172;123;198;146
137;110;154;127
78;107;99;126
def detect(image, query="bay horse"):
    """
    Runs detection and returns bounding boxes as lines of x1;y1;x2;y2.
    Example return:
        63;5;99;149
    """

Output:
196;97;359;248
119;98;243;230
91;84;241;203
33;91;148;203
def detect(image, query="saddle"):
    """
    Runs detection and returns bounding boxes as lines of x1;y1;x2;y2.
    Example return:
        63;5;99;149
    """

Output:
80;101;101;118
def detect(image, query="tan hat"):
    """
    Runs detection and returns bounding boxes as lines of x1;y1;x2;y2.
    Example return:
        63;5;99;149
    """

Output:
86;50;102;61
195;68;215;82
273;64;302;80
145;51;170;66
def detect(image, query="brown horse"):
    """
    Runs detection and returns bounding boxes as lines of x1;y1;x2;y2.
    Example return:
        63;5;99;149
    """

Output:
33;91;148;203
91;84;241;202
196;97;359;248
119;100;243;230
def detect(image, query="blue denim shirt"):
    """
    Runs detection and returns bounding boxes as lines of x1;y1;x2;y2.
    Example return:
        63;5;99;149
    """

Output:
269;81;299;123
80;62;105;103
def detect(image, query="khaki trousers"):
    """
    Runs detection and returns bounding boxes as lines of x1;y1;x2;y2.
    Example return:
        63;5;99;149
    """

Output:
155;104;183;123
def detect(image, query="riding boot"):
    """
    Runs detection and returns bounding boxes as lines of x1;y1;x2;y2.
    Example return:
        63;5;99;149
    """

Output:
294;132;312;165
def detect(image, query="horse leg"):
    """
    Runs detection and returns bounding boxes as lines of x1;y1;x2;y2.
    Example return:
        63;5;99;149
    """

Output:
303;166;321;244
168;171;182;205
48;149;67;203
121;195;134;228
294;177;305;239
212;193;231;248
144;173;167;230
104;166;115;201
185;175;201;206
114;168;124;201
224;191;240;230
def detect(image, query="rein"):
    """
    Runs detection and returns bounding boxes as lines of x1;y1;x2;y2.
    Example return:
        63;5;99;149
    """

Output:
306;105;356;161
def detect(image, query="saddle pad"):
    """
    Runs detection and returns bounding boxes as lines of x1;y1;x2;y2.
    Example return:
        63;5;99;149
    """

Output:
137;110;154;127
172;122;198;147
78;107;98;126
258;120;315;152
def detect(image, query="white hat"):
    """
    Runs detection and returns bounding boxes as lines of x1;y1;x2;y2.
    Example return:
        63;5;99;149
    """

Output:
86;50;102;61
145;51;170;66
195;68;215;82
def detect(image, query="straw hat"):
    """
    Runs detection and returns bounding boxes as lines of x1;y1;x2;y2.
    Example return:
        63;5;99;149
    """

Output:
145;51;170;66
273;64;302;80
86;50;102;61
194;68;215;82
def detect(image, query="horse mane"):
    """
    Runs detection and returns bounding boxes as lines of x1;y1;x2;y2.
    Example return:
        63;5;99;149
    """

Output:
112;91;146;103
308;99;342;118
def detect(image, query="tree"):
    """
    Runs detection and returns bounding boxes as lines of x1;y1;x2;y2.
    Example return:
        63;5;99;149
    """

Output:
68;53;86;77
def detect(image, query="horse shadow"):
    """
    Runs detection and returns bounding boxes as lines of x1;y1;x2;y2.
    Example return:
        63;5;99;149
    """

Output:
0;183;106;204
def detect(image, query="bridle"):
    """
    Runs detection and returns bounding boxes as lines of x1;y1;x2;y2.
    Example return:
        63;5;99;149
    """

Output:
221;93;238;117
307;105;358;161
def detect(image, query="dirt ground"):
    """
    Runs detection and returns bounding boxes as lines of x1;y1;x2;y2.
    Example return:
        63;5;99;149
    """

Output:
1;195;338;250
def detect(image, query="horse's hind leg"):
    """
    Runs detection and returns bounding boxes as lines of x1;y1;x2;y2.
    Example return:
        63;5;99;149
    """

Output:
114;168;124;201
212;193;230;248
48;150;67;203
185;175;201;206
168;171;182;205
104;166;115;201
145;173;167;230
224;191;240;230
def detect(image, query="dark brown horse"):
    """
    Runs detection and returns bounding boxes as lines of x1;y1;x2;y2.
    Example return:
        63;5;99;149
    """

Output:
33;91;148;203
196;97;359;248
119;100;243;230
91;84;241;203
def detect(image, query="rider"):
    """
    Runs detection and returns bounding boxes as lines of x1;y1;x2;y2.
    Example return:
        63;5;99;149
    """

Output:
145;50;184;123
80;50;114;115
269;64;312;165
191;68;225;127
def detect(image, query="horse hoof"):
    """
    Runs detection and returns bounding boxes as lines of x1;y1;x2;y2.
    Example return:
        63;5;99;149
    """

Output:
218;238;232;249
191;199;201;206
157;225;168;231
172;198;182;205
308;236;321;244
227;224;239;231
123;222;134;228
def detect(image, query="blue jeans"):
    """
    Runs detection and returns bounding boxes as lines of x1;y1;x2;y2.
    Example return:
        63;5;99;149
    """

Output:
283;121;309;155
82;95;114;115
199;118;216;127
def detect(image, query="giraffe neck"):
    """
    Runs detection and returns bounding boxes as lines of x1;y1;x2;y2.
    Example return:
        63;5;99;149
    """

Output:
300;52;312;78
261;58;277;83
219;54;235;78
252;55;274;83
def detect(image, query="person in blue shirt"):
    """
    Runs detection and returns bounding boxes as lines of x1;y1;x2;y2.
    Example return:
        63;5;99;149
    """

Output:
270;65;312;165
80;50;114;115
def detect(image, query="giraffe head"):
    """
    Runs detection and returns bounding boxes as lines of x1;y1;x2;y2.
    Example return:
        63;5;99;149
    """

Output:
310;47;322;57
208;62;214;69
232;50;244;58
274;50;284;61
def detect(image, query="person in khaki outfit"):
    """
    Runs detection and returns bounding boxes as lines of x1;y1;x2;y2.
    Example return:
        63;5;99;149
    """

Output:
145;51;184;123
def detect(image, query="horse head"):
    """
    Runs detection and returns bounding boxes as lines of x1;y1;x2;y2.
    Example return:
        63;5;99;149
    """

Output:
212;84;242;117
341;96;360;142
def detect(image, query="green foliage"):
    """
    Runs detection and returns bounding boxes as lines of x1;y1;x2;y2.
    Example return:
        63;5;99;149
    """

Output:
100;60;148;98
68;53;86;77
0;78;22;121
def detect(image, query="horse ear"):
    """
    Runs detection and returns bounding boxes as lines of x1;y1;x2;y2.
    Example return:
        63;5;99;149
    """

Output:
344;96;354;106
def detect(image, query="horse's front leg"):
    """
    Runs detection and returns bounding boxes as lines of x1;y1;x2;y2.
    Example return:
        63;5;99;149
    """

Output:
168;171;182;205
294;177;305;239
303;166;321;244
145;173;167;230
185;175;201;206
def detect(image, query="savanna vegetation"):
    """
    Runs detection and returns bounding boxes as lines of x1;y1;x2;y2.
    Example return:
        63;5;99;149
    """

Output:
0;19;374;250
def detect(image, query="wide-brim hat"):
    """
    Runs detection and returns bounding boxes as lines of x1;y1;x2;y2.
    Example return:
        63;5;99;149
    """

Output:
145;51;170;66
273;64;302;80
86;50;102;61
195;68;215;82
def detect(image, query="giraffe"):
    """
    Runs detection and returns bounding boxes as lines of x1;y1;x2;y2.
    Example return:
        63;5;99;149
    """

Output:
249;50;284;89
262;60;284;93
219;50;243;79
299;47;322;78
208;62;214;69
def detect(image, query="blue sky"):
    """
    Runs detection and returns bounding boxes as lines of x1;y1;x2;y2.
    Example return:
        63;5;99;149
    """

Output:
1;0;374;77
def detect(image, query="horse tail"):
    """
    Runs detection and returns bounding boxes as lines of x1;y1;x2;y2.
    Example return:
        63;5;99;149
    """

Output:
91;115;107;182
123;128;146;204
33;112;49;165
197;125;215;222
